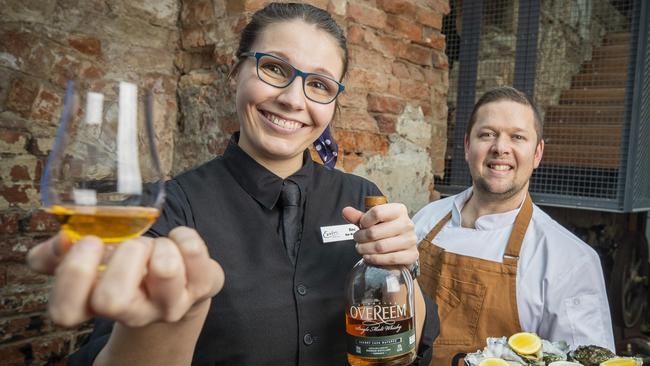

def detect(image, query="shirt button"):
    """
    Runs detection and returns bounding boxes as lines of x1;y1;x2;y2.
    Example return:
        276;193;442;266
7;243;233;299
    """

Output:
303;333;314;345
296;284;308;296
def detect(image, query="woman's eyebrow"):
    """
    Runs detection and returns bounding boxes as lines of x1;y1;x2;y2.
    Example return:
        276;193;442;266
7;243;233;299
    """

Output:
265;50;336;79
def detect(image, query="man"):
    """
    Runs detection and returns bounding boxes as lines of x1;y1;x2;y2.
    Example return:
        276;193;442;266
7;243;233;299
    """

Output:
414;86;614;365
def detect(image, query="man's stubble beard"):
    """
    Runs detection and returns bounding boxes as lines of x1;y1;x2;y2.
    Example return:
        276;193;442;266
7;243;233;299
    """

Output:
473;175;525;202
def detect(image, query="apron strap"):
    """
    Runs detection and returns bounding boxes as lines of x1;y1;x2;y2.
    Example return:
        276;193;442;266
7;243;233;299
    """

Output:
503;193;533;259
423;212;452;243
422;193;533;260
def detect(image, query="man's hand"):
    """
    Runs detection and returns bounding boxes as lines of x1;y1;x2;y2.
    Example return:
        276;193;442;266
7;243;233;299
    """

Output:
27;227;224;328
342;203;418;266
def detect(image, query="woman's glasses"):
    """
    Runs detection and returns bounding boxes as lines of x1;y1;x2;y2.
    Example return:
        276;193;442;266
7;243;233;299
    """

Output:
241;51;345;104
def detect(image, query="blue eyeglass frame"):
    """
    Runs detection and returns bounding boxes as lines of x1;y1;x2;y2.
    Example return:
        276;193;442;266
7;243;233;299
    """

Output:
240;51;345;104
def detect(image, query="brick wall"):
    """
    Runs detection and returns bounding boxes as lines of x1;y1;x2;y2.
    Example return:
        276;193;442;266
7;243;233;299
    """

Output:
0;0;449;364
176;0;450;212
0;1;180;364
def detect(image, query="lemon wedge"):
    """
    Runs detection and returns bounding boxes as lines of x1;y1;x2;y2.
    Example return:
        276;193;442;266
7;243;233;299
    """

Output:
600;358;638;366
507;332;542;355
478;358;509;366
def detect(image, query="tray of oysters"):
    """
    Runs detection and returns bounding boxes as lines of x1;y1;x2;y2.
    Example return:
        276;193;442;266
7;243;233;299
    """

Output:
463;332;642;366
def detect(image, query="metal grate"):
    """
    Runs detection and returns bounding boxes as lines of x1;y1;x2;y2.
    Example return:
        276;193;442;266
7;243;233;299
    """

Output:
628;0;650;211
438;0;649;212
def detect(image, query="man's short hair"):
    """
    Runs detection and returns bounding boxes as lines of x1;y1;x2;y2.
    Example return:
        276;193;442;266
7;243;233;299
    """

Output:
465;86;543;143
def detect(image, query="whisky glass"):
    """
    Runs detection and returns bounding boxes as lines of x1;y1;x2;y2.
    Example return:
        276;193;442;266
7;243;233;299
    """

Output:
41;80;165;245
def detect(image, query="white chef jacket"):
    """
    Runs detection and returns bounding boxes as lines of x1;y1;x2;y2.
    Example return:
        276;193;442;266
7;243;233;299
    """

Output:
413;188;615;351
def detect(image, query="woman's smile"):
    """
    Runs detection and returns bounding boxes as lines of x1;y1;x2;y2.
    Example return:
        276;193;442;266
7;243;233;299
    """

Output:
258;109;305;133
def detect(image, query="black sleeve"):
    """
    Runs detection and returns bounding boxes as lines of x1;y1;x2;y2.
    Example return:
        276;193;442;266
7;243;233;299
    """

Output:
148;179;196;237
66;180;193;365
67;318;114;365
412;287;440;365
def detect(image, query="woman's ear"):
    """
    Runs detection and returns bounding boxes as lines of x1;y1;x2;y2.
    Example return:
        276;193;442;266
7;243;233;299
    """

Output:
227;60;241;89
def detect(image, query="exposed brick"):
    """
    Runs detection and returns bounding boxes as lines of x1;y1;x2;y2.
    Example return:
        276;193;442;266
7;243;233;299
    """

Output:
432;48;449;69
374;114;398;134
0;287;50;316
336;130;389;155
387;16;422;43
347;68;389;93
392;62;410;79
400;79;430;100
347;24;365;45
367;93;405;114
0;341;27;365
337;90;367;109
22;210;60;233
398;43;432;66
406;63;425;80
0;212;21;236
328;0;348;16
337;109;378;132
5;263;50;286
0;236;42;262
386;76;401;95
79;62;105;80
340;152;364;172
67;35;102;56
349;46;392;74
6;78;39;118
0;313;56;343
181;25;213;49
419;28;446;50
181;0;215;26
225;0;265;14
0;129;28;154
1;156;39;183
9;166;30;182
416;7;443;30
377;0;417;17
347;3;387;29
29;85;62;123
0;185;33;206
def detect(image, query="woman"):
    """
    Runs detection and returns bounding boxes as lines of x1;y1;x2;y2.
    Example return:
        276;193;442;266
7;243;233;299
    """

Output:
27;3;438;365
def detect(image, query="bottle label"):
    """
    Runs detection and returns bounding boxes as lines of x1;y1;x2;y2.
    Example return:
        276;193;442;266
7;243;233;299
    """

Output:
347;329;416;358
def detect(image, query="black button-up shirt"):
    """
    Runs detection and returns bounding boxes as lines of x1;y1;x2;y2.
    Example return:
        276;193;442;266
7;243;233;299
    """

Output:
69;134;438;365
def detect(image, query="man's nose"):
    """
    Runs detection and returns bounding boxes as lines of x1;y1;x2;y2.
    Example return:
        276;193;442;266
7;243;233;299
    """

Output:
491;135;511;155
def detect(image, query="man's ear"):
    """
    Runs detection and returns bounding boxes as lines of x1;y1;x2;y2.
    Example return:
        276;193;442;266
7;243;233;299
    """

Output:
464;134;470;163
533;139;544;169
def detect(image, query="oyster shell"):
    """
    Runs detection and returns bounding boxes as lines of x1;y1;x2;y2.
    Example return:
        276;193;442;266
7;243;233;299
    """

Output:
568;345;615;366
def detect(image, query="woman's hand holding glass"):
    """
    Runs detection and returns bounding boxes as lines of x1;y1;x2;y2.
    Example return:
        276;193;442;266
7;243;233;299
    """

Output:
342;203;419;266
27;81;224;328
28;227;224;327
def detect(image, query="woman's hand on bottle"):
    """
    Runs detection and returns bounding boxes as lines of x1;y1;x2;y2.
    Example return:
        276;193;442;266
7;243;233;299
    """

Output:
342;203;418;266
26;226;224;328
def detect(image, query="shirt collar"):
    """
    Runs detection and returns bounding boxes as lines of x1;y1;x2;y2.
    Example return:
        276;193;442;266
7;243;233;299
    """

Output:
222;133;313;210
452;187;527;230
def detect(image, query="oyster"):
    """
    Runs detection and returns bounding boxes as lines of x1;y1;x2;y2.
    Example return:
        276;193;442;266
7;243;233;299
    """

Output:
542;353;565;364
568;345;615;366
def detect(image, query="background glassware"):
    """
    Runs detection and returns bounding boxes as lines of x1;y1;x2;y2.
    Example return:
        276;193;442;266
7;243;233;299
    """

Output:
41;80;165;244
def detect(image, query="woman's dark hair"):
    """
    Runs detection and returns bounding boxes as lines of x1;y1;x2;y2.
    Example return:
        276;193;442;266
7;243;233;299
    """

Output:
466;86;544;143
235;2;349;81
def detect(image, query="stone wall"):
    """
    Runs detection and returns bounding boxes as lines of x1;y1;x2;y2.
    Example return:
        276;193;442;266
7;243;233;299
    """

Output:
0;0;450;364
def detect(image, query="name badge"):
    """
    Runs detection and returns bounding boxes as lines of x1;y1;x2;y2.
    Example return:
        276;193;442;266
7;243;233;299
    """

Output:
320;224;358;243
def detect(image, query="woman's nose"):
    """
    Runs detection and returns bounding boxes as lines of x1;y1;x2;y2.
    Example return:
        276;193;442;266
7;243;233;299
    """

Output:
276;77;306;110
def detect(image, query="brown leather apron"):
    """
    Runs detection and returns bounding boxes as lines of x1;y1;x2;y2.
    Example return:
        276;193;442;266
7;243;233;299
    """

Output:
418;194;533;366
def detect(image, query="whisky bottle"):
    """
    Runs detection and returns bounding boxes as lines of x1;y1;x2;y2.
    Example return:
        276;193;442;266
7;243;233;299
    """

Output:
345;196;416;366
